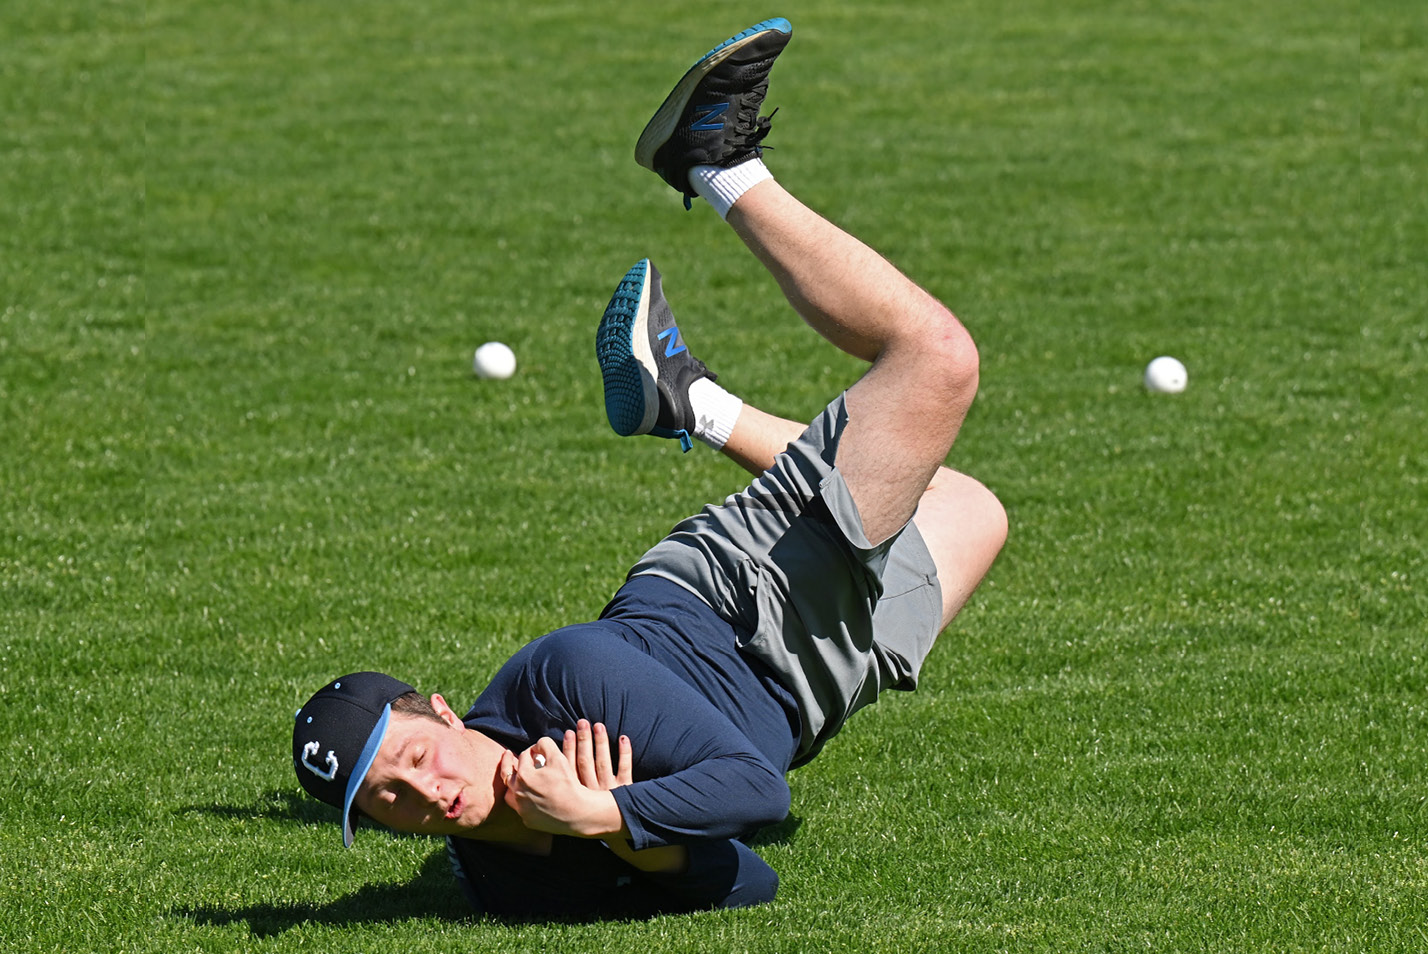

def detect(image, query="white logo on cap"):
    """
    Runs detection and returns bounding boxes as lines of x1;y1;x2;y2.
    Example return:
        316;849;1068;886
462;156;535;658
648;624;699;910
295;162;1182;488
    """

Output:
301;740;339;782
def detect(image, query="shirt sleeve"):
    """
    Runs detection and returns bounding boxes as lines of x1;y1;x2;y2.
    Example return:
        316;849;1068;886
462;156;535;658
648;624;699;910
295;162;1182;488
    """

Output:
525;627;792;851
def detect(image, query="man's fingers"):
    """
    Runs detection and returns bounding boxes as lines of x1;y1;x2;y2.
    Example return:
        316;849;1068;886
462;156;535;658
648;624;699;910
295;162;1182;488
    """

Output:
616;732;634;786
564;720;628;790
571;718;594;786
535;735;561;762
592;722;615;787
519;736;560;773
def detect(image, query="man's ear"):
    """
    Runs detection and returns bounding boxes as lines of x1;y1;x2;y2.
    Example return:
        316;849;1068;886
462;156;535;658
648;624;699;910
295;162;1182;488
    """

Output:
429;693;462;728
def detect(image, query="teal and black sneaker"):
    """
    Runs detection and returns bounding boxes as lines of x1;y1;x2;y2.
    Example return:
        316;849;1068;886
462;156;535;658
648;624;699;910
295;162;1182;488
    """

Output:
635;17;793;209
596;259;715;453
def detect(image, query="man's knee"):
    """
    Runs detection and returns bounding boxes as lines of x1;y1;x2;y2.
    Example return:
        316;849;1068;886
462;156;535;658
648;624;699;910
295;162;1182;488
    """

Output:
922;469;1007;567
893;304;979;406
931;309;979;398
939;469;1005;541
971;478;1008;556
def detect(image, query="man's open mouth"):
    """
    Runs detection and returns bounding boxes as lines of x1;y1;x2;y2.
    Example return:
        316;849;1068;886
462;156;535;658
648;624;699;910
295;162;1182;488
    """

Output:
445;792;463;820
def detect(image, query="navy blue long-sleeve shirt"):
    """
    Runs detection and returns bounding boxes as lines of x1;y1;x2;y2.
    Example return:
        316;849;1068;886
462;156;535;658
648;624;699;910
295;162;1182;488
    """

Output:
449;575;803;918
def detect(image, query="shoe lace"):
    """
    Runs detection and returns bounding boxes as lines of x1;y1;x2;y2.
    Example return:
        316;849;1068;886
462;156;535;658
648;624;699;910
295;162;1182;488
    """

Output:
729;95;777;153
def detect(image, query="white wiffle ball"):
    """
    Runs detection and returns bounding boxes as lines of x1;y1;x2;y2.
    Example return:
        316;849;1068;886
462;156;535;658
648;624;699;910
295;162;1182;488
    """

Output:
473;342;517;380
1144;355;1187;394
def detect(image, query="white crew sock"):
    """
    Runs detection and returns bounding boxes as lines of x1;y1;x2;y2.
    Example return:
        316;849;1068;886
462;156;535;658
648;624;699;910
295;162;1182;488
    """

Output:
689;158;774;220
688;376;743;450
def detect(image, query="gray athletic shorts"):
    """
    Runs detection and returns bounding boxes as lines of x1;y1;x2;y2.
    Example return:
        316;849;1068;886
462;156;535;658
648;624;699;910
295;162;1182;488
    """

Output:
629;392;944;767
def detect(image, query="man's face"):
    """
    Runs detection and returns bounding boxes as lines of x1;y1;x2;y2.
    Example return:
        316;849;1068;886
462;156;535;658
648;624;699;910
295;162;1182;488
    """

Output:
354;696;497;837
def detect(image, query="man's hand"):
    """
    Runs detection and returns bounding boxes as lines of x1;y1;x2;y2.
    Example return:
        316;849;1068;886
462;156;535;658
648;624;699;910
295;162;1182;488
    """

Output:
502;721;628;839
503;721;687;874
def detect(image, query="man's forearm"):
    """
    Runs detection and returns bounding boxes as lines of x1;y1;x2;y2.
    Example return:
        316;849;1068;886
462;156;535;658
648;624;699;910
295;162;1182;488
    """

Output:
602;834;689;874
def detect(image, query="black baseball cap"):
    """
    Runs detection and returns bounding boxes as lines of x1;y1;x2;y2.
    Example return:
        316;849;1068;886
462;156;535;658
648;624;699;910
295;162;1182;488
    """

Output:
292;671;415;846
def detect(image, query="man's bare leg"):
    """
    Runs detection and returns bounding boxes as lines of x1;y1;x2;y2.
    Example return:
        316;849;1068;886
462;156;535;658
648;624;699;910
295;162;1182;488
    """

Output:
619;16;1004;621
724;179;983;549
720;402;1006;630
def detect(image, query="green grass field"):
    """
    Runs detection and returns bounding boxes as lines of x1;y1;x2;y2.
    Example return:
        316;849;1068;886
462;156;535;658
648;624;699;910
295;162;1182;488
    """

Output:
1;1;1416;951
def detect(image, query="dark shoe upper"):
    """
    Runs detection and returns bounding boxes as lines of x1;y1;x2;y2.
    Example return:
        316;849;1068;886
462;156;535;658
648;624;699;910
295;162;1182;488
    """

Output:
641;264;715;441
637;18;792;203
597;259;714;451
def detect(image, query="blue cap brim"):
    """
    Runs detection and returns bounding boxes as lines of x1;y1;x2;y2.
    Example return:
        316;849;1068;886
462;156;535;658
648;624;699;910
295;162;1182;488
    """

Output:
342;703;392;847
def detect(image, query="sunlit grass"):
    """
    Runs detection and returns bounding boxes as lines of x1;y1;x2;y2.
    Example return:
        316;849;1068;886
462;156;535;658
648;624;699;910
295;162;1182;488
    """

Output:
1;1;1412;952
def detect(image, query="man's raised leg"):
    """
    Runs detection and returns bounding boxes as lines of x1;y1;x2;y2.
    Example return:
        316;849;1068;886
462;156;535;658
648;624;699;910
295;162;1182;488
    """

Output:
719;179;981;547
612;16;1004;621
630;16;982;547
718;400;1005;630
594;249;1002;630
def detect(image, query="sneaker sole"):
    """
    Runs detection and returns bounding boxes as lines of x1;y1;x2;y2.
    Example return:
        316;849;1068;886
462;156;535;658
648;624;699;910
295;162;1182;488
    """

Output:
597;259;659;436
635;17;793;171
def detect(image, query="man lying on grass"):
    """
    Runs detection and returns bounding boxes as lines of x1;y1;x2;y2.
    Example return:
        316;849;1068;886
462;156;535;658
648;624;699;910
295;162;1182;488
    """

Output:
291;17;1006;919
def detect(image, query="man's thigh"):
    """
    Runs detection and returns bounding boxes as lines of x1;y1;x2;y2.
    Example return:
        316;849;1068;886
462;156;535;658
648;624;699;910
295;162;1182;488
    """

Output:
912;467;1008;629
836;338;977;548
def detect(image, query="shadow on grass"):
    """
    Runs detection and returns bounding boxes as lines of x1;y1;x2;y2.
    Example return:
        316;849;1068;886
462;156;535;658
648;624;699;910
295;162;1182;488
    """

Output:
175;802;804;935
747;813;802;847
181;788;421;839
177;849;470;938
180;788;335;827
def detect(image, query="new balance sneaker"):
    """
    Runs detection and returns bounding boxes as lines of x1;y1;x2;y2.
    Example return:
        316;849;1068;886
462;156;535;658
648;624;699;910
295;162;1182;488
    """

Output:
635;17;792;208
596;259;715;452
